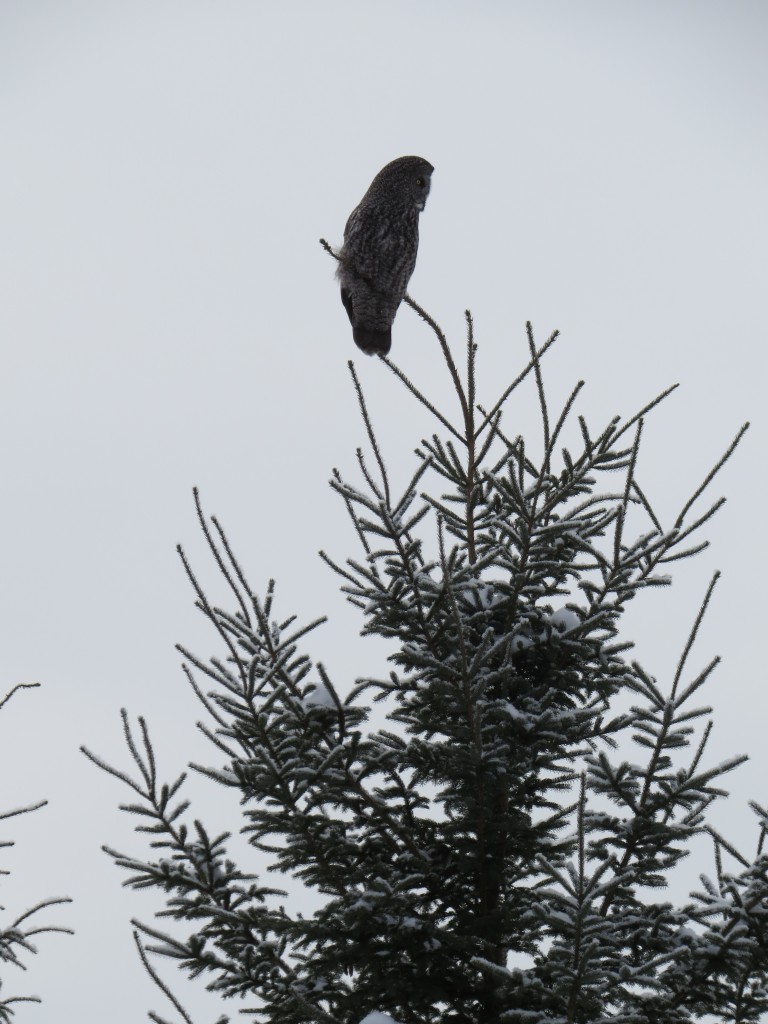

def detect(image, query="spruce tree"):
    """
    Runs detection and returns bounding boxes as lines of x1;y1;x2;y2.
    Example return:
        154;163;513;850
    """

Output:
0;683;71;1022
83;300;764;1024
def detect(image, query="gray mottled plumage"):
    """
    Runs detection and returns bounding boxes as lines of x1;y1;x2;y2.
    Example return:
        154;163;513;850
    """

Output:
337;155;433;356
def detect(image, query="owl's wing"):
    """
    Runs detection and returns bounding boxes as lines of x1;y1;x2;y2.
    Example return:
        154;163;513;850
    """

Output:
343;204;362;242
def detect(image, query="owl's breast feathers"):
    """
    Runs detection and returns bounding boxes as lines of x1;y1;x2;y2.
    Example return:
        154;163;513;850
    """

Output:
342;209;419;299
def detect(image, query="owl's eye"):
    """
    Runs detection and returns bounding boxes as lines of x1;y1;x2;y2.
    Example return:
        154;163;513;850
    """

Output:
416;177;425;187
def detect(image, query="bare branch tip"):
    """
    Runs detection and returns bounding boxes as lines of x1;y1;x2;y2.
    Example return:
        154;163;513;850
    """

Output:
319;238;339;261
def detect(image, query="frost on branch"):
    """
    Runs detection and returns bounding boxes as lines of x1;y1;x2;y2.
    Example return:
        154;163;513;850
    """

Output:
0;684;72;1023
84;306;757;1024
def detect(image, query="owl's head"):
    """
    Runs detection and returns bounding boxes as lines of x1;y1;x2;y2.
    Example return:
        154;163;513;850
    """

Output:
369;155;434;213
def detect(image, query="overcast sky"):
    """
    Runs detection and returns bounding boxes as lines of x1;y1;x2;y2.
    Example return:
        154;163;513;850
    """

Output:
1;3;767;1021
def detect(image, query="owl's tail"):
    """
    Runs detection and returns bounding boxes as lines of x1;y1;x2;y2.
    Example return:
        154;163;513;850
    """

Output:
353;326;391;357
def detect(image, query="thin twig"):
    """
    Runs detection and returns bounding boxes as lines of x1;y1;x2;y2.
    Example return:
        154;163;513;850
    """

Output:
549;380;585;455
193;489;251;628
0;681;40;712
403;293;469;423
348;361;391;507
613;419;643;566
177;544;247;686
0;799;48;822
465;310;477;565
380;356;464;441
133;930;195;1024
614;383;680;443
319;238;338;261
475;328;560;440
674;423;749;530
527;322;550;476
671;573;720;703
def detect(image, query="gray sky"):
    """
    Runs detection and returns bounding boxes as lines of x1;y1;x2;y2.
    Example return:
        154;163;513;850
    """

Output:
1;2;766;1021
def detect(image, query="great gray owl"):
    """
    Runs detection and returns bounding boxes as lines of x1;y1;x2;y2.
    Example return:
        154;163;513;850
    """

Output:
337;155;433;357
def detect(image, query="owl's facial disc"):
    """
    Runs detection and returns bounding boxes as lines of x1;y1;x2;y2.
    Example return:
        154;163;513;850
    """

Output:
414;175;431;211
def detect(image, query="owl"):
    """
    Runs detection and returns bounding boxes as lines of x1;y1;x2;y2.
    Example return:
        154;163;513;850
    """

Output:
337;155;433;357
